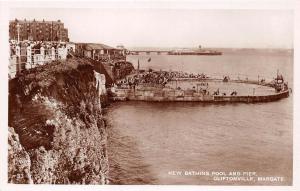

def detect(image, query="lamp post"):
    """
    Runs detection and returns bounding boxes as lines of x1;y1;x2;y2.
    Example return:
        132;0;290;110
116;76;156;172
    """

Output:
16;23;21;43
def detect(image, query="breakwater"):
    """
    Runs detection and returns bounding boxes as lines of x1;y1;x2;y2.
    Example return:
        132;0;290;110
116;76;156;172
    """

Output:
108;80;289;103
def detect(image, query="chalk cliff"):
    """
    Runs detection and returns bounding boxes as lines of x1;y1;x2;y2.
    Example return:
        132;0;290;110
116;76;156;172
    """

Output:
8;58;108;184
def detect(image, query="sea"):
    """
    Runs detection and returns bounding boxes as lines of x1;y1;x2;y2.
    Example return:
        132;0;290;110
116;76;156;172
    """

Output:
105;49;293;185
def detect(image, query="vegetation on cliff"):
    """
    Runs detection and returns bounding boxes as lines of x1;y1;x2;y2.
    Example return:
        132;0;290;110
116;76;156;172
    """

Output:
8;58;108;184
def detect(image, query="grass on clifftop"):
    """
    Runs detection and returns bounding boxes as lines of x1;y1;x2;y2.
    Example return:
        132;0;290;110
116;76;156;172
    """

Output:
17;58;93;89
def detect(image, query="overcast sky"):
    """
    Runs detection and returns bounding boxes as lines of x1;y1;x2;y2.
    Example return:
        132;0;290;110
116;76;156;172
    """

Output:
10;8;293;49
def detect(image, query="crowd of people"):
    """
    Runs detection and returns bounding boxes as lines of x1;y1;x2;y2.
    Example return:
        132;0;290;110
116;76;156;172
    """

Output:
167;71;208;79
115;69;209;89
114;69;241;96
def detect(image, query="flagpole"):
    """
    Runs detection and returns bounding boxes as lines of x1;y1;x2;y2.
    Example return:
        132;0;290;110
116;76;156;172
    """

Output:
137;59;140;75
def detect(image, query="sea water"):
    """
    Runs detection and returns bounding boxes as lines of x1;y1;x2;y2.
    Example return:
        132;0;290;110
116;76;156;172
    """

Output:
106;49;293;185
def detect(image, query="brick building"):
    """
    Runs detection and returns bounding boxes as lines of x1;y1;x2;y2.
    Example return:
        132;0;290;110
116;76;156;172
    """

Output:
9;19;69;42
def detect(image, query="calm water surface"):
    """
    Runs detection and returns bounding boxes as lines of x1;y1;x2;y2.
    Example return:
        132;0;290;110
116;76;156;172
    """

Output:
106;49;293;185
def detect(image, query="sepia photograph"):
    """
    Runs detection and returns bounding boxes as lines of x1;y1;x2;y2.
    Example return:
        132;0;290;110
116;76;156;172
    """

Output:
0;0;299;190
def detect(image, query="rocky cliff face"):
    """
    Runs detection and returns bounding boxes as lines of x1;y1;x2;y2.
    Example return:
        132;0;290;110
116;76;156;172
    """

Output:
8;58;109;184
8;127;33;184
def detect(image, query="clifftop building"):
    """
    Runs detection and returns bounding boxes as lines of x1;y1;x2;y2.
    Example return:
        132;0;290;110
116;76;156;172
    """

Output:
9;19;69;42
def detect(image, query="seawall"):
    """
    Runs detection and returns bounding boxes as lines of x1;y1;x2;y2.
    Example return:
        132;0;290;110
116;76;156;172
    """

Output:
109;87;289;103
8;58;109;184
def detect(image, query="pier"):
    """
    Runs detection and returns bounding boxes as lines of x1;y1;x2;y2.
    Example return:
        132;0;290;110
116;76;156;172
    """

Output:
128;50;170;55
127;47;222;55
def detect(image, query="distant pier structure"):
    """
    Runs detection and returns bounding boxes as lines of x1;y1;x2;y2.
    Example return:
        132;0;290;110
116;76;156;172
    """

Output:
128;50;170;55
127;46;222;56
